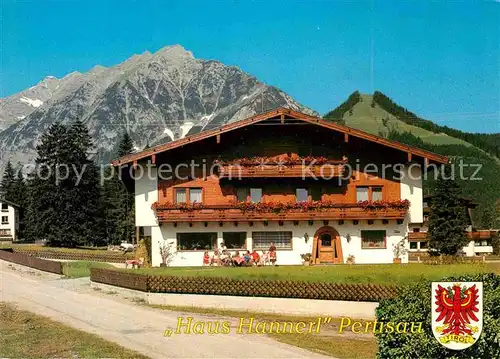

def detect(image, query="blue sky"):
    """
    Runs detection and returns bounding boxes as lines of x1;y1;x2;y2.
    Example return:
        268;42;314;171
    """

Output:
1;0;499;133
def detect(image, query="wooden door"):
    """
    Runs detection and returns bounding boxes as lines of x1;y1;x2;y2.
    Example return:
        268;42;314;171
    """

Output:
313;226;343;264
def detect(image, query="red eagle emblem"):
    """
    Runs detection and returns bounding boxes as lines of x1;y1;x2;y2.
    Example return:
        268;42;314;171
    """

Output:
434;283;480;336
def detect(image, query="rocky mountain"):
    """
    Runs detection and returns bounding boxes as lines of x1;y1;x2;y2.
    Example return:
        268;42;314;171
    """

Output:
0;45;316;172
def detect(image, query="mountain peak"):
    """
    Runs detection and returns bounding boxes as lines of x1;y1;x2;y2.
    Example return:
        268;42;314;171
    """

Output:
153;44;194;59
0;45;314;174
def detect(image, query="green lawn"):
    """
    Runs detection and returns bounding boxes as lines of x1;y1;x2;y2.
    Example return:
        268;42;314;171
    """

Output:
116;262;500;286
0;302;149;359
62;261;115;278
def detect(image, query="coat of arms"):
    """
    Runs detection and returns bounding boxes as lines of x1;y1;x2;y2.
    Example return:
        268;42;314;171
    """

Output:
431;282;483;350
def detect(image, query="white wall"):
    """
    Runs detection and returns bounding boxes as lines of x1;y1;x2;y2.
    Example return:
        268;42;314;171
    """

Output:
400;164;423;224
151;220;409;267
134;165;158;227
0;203;17;240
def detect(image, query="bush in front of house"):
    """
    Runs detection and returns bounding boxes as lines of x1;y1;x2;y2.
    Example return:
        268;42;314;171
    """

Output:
375;273;500;359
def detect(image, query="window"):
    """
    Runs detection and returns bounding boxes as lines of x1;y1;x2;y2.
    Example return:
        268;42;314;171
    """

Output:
250;188;262;203
1;216;8;224
175;188;187;203
420;241;428;249
413;228;420;233
356;187;369;202
423;201;428;208
311;187;322;201
175;188;203;204
236;188;248;202
0;229;11;235
361;230;386;249
177;232;217;251
409;242;418;250
223;232;246;249
189;188;202;203
1;203;7;212
296;188;308;202
357;186;383;202
372;187;383;201
252;231;292;250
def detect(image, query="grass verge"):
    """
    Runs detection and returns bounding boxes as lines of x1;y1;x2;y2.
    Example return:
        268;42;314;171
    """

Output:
115;262;500;286
151;304;378;359
0;302;149;359
62;261;115;278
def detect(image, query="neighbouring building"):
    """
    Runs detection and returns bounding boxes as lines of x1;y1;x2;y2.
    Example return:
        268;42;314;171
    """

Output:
408;195;498;260
0;198;19;242
112;108;449;267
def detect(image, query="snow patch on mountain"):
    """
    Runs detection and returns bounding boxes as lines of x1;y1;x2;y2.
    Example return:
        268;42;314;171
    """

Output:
19;97;43;108
180;122;195;138
163;128;175;141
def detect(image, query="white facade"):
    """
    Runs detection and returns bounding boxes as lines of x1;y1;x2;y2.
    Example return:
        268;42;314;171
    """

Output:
131;163;425;267
0;201;19;241
400;164;423;224
149;220;409;267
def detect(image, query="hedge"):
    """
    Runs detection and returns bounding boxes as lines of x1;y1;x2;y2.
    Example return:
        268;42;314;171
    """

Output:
12;249;134;263
0;249;63;274
90;268;400;302
376;273;500;358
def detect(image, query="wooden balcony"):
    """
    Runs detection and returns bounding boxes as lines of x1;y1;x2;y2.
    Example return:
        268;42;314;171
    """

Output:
408;230;497;242
408;232;428;241
155;204;407;223
468;230;497;240
218;164;345;178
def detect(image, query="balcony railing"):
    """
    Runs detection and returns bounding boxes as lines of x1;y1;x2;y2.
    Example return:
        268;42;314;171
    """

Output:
408;230;497;242
218;164;345;178
408;232;428;241
215;156;347;179
154;202;408;223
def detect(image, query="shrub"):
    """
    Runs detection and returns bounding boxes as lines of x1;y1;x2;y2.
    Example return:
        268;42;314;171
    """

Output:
376;273;500;358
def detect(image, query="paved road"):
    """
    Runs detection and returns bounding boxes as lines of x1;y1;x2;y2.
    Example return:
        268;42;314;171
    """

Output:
0;261;331;358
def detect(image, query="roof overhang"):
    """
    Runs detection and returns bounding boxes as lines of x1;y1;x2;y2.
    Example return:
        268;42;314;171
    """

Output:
112;107;449;166
0;198;20;208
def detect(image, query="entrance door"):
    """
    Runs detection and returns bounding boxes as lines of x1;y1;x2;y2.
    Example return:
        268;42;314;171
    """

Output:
313;226;343;264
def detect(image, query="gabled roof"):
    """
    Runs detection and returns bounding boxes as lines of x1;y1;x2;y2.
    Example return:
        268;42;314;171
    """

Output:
0;198;20;208
112;107;449;166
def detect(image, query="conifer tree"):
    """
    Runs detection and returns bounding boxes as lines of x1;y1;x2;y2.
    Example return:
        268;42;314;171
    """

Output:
0;161;16;198
26;123;68;245
66;120;105;246
117;132;134;157
103;132;135;244
428;165;469;256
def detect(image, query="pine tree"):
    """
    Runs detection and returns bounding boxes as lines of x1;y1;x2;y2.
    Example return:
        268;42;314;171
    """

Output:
117;132;134;157
0;161;16;198
102;132;135;244
428;165;469;256
66;120;105;246
26;123;68;245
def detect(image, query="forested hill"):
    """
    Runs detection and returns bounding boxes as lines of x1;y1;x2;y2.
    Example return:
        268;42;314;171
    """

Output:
324;91;500;228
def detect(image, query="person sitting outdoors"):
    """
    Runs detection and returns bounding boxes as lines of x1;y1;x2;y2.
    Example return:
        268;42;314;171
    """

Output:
260;251;270;266
269;242;277;266
203;251;210;266
219;250;230;266
212;249;220;266
251;250;260;266
243;250;252;266
232;251;245;267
